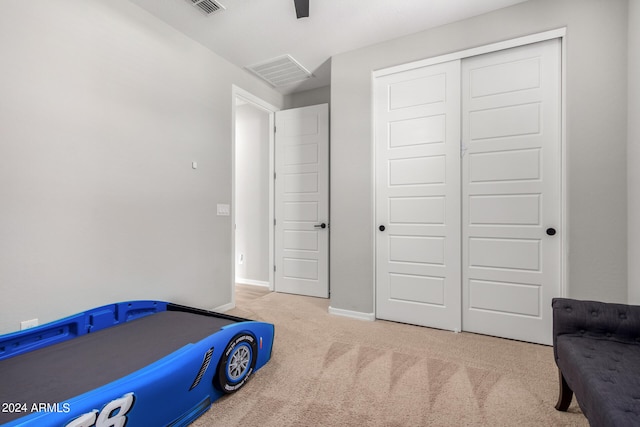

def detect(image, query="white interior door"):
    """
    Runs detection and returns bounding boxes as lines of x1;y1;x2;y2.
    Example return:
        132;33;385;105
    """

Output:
274;104;329;298
375;60;462;331
461;39;561;345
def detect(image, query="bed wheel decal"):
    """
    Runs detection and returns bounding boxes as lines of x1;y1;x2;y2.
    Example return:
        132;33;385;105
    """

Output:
215;333;257;394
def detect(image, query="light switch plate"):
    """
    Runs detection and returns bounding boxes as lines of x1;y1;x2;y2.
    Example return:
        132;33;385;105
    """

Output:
217;204;230;216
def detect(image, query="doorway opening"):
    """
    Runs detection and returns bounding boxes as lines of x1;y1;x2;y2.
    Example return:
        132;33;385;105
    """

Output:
232;86;278;308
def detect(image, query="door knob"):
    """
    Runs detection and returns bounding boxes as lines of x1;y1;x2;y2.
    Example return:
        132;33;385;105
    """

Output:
546;227;557;236
379;225;386;232
314;223;327;229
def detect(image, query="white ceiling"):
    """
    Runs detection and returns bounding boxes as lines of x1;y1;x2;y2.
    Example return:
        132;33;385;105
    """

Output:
129;0;529;95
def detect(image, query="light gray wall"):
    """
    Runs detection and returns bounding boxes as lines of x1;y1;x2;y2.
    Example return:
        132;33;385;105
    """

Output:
285;86;331;109
629;0;640;305
235;104;270;284
0;0;283;334
330;0;629;315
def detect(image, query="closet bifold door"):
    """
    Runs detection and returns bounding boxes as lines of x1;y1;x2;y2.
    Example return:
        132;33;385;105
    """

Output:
374;60;462;332
461;39;562;345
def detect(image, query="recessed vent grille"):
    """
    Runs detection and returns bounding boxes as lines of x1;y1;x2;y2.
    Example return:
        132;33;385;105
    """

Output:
188;0;225;16
189;347;214;390
246;55;312;87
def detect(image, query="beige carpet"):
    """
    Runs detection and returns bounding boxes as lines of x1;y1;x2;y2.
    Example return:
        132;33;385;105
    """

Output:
193;287;588;426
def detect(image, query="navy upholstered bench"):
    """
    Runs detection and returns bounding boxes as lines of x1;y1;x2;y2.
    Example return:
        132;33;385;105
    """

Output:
552;298;640;426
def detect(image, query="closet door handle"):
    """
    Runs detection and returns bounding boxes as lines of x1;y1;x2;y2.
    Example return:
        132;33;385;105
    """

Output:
314;223;327;229
546;227;557;236
379;225;386;232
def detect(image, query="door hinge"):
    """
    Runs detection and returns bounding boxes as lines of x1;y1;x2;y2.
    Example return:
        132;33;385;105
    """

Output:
274;218;277;226
274;265;277;272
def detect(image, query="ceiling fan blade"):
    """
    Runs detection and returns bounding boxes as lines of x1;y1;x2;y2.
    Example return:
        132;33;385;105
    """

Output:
294;0;309;19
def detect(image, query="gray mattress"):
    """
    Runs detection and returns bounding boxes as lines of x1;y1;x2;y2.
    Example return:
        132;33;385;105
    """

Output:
0;311;235;424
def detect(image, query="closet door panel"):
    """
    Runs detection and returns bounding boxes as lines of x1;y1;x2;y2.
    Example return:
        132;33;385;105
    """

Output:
462;39;562;345
375;60;462;331
373;38;562;345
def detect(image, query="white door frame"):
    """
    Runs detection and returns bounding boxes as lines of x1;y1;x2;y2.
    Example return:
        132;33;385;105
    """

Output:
372;28;568;321
231;85;279;308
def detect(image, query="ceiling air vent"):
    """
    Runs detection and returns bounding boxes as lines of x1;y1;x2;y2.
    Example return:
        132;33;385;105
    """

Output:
188;0;225;16
246;55;312;87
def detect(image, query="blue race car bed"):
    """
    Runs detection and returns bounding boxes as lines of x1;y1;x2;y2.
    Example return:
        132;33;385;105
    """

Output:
0;301;274;427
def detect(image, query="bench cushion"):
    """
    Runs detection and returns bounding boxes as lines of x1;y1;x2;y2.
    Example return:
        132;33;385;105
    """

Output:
556;335;640;427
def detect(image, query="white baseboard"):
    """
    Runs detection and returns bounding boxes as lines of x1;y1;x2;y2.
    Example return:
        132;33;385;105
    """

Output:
235;277;270;287
212;302;235;313
328;306;375;322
